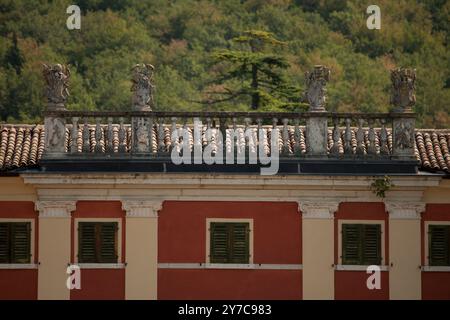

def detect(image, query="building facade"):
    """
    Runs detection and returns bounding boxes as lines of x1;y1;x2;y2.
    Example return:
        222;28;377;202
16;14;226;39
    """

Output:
0;65;449;300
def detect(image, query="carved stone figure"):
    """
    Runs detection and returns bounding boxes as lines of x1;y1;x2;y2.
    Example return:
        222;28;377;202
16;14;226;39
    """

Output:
135;118;150;152
44;117;66;154
131;63;155;111
391;68;416;112
304;65;330;112
394;120;413;150
42;63;70;110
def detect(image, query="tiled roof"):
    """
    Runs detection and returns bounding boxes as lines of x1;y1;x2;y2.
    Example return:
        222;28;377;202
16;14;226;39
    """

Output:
1;124;449;174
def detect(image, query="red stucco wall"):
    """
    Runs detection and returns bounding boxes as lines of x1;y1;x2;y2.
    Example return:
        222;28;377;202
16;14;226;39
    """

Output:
422;204;450;300
70;201;126;300
334;202;390;300
0;202;38;300
159;269;302;300
158;201;302;299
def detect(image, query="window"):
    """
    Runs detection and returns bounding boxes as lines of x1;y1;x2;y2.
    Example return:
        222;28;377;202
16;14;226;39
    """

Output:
209;222;250;264
342;223;381;265
428;225;450;266
78;222;118;263
0;222;31;264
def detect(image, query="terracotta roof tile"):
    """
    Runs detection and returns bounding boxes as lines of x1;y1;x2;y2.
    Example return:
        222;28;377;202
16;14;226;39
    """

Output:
0;124;449;174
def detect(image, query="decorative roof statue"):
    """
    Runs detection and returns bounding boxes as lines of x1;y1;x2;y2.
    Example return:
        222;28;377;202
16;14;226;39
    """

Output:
131;63;155;111
304;65;330;112
42;63;70;110
390;68;416;113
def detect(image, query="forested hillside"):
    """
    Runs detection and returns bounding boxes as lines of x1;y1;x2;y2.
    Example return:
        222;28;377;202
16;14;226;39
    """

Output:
0;0;449;127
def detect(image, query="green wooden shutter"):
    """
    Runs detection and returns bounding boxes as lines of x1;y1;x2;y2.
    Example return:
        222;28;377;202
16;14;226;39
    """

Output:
362;224;381;265
99;222;118;263
210;223;229;263
78;222;97;263
0;223;10;263
429;225;450;266
210;222;250;264
230;223;249;263
11;223;31;263
79;222;118;264
342;224;362;264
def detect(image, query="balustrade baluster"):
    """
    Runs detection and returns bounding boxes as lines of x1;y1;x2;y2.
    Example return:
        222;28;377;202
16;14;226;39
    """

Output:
106;117;113;153
356;118;365;155
71;117;79;153
368;119;376;155
331;118;340;156
95;117;102;153
118;117;126;153
282;118;289;156
158;118;165;153
344;118;352;155
294;118;301;156
380;119;389;155
82;118;90;153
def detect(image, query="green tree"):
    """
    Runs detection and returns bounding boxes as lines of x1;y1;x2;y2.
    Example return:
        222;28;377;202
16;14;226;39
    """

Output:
205;30;299;110
4;32;24;74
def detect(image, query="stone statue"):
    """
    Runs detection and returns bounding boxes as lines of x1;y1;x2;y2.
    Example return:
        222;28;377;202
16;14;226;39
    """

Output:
42;63;70;110
135;118;150;152
394;120;413;150
304;65;330;112
391;68;416;112
131;63;155;111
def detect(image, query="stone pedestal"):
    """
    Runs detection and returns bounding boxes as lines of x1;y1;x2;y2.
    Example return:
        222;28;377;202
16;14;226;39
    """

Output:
306;117;328;156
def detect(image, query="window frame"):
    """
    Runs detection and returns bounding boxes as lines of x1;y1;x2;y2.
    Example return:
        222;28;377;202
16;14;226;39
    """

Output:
74;218;122;266
206;218;254;265
0;219;35;267
424;221;450;268
338;220;385;267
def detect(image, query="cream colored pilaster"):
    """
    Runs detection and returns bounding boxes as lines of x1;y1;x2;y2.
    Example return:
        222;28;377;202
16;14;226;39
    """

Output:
35;201;76;300
122;200;163;300
299;201;339;300
385;201;425;300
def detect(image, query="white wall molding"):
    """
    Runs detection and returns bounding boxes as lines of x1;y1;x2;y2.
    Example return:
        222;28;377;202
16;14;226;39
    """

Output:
35;200;76;218
157;263;303;270
421;266;450;272
22;173;441;189
122;200;163;218
335;265;389;271
21;173;441;204
385;201;426;220
298;201;340;219
0;264;38;269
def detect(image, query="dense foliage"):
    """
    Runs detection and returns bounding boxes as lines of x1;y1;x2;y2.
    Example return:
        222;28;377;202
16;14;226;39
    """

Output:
0;0;448;127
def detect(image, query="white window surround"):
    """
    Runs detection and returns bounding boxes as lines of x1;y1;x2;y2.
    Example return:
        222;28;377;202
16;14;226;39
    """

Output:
335;265;389;271
158;263;302;270
0;218;35;268
73;217;122;265
337;219;386;270
0;263;38;269
423;221;450;272
205;218;254;265
69;263;125;269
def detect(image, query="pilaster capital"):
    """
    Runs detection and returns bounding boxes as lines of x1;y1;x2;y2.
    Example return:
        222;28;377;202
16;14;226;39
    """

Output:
121;200;163;218
385;201;425;220
35;201;76;218
298;201;340;219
